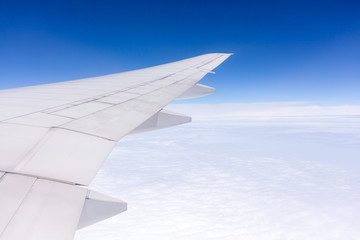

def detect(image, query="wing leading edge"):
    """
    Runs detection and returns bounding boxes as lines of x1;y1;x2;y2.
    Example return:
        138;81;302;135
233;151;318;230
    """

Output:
0;53;231;240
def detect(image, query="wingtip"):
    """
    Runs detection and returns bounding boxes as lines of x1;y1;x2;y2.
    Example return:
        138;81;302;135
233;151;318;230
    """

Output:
215;53;234;58
202;53;234;58
220;53;234;60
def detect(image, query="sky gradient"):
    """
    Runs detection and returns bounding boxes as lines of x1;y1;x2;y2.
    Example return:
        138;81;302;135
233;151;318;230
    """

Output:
1;0;360;104
1;2;360;239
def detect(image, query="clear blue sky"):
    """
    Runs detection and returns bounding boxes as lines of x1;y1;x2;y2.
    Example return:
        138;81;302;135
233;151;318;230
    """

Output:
1;0;359;104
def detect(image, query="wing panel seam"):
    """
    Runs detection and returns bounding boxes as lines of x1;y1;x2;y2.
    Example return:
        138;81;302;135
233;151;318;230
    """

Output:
0;176;37;238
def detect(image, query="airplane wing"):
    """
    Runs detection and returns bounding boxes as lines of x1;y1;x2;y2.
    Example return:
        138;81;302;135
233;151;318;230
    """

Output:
0;53;231;240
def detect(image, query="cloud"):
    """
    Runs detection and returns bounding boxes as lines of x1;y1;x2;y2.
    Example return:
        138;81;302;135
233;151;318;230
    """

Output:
75;103;360;240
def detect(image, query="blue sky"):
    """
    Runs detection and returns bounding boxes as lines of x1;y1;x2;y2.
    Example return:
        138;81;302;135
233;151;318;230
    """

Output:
1;0;359;104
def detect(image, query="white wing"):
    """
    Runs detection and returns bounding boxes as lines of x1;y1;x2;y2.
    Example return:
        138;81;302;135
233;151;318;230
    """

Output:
0;53;231;240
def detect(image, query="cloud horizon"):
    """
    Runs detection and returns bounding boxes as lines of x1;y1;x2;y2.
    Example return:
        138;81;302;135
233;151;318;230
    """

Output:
76;102;360;240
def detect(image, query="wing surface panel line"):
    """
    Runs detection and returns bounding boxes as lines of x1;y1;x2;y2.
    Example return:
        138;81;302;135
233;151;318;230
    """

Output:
0;174;37;238
0;54;226;124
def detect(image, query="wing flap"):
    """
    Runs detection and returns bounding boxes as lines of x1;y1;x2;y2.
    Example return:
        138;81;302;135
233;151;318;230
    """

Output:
0;174;36;234
0;174;87;240
15;128;116;185
0;124;49;170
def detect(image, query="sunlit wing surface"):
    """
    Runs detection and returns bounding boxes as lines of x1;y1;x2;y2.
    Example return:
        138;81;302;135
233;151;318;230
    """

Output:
0;53;231;240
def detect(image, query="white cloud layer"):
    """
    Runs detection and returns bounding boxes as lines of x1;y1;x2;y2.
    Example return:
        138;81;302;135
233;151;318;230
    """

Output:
75;103;360;240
